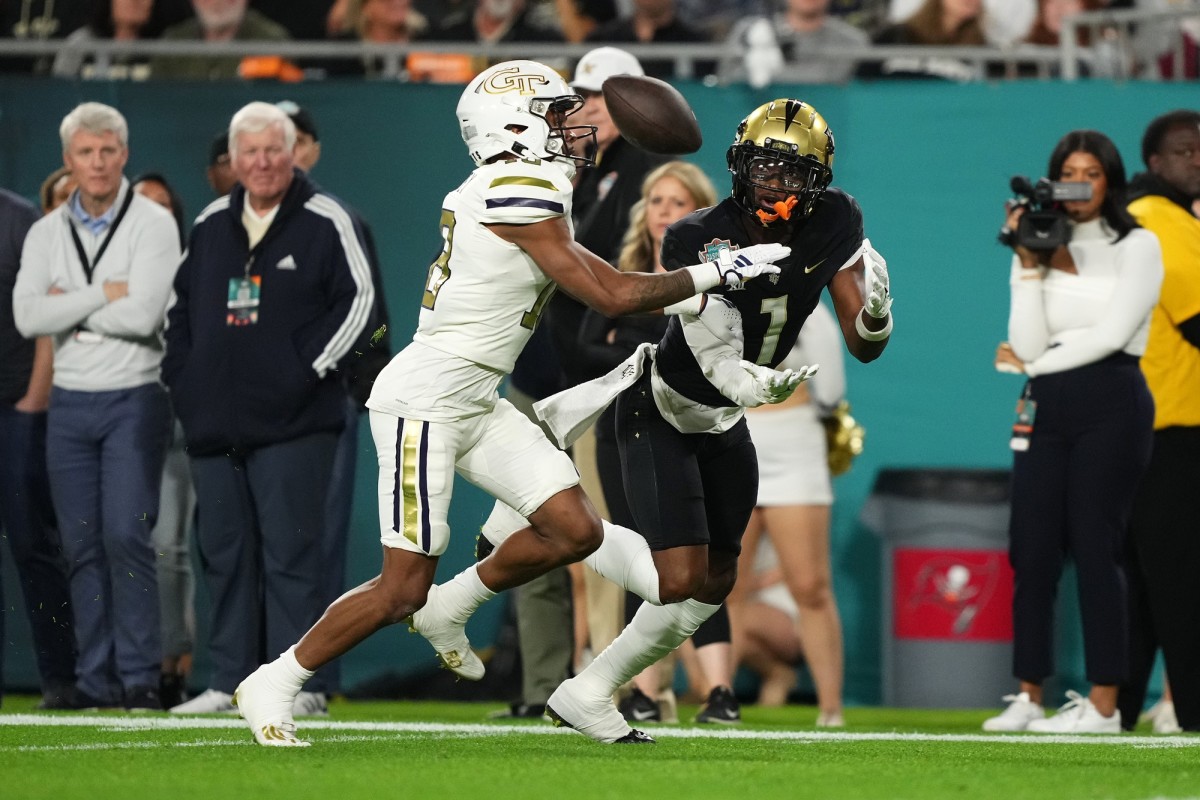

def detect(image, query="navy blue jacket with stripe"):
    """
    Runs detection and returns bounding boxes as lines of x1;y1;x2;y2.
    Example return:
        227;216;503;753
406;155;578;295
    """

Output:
163;169;375;457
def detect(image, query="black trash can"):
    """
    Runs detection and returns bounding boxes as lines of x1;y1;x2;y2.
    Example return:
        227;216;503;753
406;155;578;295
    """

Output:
860;468;1015;709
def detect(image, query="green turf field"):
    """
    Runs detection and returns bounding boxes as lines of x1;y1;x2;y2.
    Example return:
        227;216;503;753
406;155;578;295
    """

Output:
2;695;1197;800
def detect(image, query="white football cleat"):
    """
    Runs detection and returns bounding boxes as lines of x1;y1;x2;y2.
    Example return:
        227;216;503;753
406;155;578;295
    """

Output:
546;677;654;744
408;584;485;681
982;692;1044;732
234;665;310;747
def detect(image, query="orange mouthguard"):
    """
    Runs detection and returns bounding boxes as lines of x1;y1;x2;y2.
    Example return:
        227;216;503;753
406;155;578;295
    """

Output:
755;195;799;224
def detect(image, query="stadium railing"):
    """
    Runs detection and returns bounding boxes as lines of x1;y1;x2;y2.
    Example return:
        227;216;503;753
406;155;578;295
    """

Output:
0;2;1195;84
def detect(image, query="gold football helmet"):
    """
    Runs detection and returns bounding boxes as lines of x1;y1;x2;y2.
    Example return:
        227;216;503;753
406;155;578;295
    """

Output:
726;99;834;225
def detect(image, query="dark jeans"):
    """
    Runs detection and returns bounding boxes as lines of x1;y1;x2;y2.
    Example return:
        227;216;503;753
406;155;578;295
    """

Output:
47;384;170;701
190;432;337;695
0;405;75;699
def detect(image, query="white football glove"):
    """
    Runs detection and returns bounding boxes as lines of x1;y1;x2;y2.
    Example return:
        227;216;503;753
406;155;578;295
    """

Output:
693;294;744;348
718;243;790;290
862;239;892;319
747;362;820;405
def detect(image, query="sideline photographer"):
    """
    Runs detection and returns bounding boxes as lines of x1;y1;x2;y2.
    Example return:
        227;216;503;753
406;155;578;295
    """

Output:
984;130;1163;734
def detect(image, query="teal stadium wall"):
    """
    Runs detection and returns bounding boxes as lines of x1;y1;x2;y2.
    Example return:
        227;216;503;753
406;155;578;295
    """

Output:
0;78;1191;705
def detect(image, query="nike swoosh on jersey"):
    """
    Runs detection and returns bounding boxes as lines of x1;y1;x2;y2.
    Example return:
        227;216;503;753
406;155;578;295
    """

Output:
804;258;827;274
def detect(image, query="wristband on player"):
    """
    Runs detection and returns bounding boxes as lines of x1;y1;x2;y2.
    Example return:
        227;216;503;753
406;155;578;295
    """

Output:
662;294;707;316
856;309;892;341
682;262;724;293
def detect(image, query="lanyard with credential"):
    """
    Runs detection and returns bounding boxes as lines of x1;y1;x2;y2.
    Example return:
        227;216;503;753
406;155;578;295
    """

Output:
66;189;136;284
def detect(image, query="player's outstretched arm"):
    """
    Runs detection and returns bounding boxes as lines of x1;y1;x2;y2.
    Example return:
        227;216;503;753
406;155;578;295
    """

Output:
487;217;784;317
829;240;892;363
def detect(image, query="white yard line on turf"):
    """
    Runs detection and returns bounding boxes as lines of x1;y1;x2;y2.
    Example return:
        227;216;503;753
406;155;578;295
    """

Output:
0;714;1196;748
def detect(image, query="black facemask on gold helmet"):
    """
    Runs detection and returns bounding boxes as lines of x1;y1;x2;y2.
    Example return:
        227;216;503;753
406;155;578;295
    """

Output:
726;99;834;227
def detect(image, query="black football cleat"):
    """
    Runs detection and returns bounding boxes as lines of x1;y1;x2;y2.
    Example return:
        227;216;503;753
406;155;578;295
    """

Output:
614;729;656;744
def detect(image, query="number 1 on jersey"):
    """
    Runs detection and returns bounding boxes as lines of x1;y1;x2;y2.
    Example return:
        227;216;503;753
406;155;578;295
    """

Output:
756;296;788;365
422;209;456;310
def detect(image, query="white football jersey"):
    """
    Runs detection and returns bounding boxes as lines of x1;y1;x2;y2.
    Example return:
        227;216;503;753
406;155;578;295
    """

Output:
367;158;573;422
414;158;573;373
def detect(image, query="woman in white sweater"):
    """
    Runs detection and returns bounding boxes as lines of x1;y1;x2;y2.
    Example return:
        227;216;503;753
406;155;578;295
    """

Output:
986;130;1163;734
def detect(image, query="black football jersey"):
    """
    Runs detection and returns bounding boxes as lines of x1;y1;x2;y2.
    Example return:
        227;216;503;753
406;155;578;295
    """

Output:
656;190;864;407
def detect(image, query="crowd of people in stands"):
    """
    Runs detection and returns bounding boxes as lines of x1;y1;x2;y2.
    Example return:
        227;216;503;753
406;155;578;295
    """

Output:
0;0;1196;82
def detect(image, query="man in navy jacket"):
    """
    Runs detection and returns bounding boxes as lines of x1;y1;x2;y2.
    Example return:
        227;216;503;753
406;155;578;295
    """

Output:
162;101;374;715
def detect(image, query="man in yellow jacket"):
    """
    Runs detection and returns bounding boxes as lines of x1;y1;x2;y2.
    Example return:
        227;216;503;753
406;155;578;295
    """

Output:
1120;108;1200;733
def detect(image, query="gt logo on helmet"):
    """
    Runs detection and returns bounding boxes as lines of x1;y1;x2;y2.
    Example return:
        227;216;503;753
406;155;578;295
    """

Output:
483;67;553;96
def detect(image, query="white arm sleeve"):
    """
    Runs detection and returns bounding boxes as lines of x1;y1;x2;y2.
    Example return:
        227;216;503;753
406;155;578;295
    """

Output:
84;213;181;338
12;223;107;337
1006;254;1051;362
1025;233;1163;377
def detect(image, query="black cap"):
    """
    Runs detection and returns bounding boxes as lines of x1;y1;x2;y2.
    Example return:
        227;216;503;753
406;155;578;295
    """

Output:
208;131;229;166
276;100;319;141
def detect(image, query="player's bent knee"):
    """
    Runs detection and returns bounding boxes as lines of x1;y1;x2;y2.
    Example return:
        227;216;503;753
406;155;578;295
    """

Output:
658;572;705;604
560;516;603;560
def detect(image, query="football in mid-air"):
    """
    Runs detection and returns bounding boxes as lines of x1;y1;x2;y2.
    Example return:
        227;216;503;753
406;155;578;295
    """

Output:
601;75;703;155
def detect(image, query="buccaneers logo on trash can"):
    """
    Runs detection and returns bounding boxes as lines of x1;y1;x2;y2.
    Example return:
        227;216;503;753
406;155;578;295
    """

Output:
894;548;1014;642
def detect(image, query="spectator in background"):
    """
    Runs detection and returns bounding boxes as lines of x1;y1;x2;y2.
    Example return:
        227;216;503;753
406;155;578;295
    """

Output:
730;300;848;726
206;132;237;196
0;186;76;711
39;167;77;215
320;0;430;77
426;0;562;81
52;0;175;80
586;0;711;80
986;129;1161;734
722;0;870;87
858;0;989;80
152;0;290;80
132;173;186;247
251;0;336;39
14;102;179;711
275;99;391;699
439;0;563;41
552;0;619;41
0;0;89;73
730;536;805;706
885;0;1035;46
1118;109;1200;733
131;171;195;710
163;102;373;717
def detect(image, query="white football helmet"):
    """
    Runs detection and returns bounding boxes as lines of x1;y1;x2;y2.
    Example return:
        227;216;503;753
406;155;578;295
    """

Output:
457;60;596;174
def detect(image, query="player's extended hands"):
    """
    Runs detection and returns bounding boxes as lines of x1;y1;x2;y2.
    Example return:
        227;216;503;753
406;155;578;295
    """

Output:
863;242;891;319
745;362;819;406
718;243;790;289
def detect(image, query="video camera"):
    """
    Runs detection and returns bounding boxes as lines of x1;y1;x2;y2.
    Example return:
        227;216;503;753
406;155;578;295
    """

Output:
998;176;1093;252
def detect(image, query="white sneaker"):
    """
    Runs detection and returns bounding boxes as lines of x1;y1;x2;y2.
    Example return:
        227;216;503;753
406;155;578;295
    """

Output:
234;665;309;747
169;688;235;714
1148;700;1182;734
1026;691;1120;734
408;584;485;681
982;692;1045;732
293;691;329;717
546;677;654;744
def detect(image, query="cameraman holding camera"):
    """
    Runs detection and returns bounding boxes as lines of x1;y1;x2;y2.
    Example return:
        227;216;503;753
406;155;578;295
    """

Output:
985;130;1163;734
